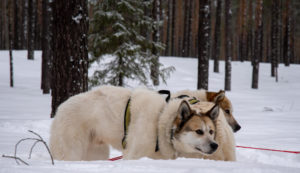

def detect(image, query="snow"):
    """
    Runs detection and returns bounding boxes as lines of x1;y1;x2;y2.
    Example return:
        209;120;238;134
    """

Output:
1;51;300;172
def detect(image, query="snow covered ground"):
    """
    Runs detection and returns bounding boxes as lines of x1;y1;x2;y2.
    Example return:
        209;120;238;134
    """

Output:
0;50;300;172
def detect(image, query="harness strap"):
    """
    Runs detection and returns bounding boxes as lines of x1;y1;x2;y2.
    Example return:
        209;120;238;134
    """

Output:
122;99;131;149
158;90;171;102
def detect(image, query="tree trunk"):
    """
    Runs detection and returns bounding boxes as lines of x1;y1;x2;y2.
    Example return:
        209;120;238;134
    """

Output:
8;0;13;87
224;0;232;91
21;0;27;49
151;0;160;86
238;0;246;62
41;0;51;94
171;0;176;56
252;0;263;89
182;0;190;57
247;0;253;62
13;0;19;49
197;0;210;90
271;0;279;78
283;0;290;66
165;0;171;56
213;0;221;73
51;0;89;118
27;0;35;60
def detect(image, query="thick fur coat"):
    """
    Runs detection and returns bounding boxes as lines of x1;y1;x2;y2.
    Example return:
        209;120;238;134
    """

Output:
50;86;219;161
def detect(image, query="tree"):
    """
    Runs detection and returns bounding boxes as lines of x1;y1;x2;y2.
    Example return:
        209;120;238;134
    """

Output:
51;0;89;117
224;0;232;91
170;0;176;56
89;0;171;87
271;0;279;80
252;0;263;89
8;0;13;87
197;0;211;90
212;0;221;73
151;0;161;86
164;0;172;56
27;0;35;60
182;0;190;57
41;0;51;94
13;0;19;49
238;0;247;62
247;0;253;61
283;0;290;66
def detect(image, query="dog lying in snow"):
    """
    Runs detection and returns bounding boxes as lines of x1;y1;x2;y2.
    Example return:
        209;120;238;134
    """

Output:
49;86;224;160
176;91;236;161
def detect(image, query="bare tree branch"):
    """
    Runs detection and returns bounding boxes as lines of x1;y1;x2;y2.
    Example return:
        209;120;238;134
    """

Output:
2;154;29;165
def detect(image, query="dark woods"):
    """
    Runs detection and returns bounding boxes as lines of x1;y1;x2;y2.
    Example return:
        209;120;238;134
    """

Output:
1;0;299;117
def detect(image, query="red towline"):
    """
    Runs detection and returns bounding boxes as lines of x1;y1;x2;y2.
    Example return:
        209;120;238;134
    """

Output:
108;146;300;161
236;145;300;154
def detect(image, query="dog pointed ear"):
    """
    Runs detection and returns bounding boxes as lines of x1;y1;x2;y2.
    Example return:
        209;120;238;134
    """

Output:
177;100;192;121
214;90;225;104
206;104;219;121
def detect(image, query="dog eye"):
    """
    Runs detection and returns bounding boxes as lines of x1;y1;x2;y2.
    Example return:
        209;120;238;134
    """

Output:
225;109;230;114
195;129;204;135
209;130;214;135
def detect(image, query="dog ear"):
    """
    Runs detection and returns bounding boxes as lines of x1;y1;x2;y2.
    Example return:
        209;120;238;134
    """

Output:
206;104;219;121
178;100;192;121
173;100;193;131
214;90;225;104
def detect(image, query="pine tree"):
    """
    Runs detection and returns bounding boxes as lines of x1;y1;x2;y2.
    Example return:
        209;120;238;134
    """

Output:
27;0;35;60
252;0;263;89
89;0;172;87
41;0;51;94
224;0;232;91
197;0;211;90
271;0;279;79
212;0;221;73
51;0;89;117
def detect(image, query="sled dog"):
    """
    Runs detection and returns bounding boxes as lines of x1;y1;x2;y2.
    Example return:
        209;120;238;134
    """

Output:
179;92;236;161
173;89;241;132
49;86;221;160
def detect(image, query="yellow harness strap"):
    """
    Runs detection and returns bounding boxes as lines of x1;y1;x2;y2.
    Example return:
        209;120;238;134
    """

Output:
122;99;131;149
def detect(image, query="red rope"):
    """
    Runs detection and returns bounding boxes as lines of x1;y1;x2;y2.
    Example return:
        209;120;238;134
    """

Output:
108;146;300;161
236;145;300;154
108;155;123;161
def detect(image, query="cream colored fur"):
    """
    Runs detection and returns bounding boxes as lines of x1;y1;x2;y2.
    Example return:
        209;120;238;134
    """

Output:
181;102;236;161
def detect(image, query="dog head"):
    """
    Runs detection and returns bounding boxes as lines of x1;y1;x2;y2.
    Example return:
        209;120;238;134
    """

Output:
207;90;241;132
171;101;219;155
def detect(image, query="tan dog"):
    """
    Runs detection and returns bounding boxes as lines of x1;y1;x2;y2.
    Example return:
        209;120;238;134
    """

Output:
49;86;223;160
173;89;241;132
179;92;236;161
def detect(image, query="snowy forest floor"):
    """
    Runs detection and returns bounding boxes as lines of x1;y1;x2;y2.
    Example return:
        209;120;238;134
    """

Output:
0;50;300;173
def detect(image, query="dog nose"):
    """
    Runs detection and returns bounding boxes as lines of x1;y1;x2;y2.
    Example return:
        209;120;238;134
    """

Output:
234;125;241;132
210;143;218;150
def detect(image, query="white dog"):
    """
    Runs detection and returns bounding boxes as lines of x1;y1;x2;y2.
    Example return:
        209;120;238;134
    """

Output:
49;86;221;160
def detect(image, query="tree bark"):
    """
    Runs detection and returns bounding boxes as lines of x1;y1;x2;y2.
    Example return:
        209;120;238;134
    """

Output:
271;0;279;78
41;0;51;94
212;0;221;73
164;0;171;56
171;0;176;56
151;0;160;86
182;0;190;57
197;0;210;90
27;0;35;60
283;0;290;66
8;0;13;87
13;0;19;49
252;0;263;89
51;0;89;117
247;0;253;61
224;0;232;91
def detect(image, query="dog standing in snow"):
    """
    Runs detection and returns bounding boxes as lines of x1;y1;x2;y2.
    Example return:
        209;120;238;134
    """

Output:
49;86;223;160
